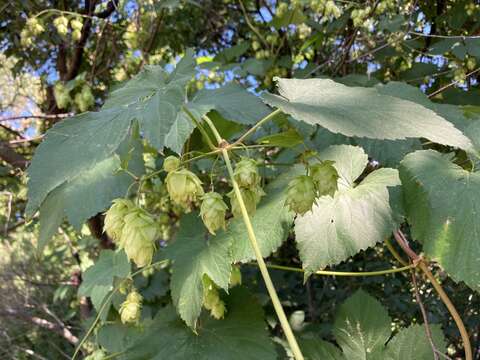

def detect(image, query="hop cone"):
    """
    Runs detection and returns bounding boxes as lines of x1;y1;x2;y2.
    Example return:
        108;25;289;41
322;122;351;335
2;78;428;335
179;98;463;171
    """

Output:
285;175;316;215
163;155;181;173
120;290;142;324
104;198;135;246
310;160;339;197
165;168;204;211
121;208;158;267
233;158;260;189
229;266;242;288
203;276;226;320
228;185;265;219
200;192;228;234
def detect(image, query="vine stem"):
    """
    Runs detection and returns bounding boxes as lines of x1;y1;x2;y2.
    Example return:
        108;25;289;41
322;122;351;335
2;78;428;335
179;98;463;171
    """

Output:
393;230;472;360
202;114;305;360
230;108;282;147
261;263;415;277
71;260;168;360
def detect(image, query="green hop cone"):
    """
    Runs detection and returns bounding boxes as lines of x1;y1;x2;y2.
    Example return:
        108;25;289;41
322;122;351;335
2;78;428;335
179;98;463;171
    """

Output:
200;192;228;235
70;18;83;32
285;175;316;215
203;276;226;320
121;208;158;267
165;168;204;211
119;290;142;324
310;160;339;197
163;155;181;172
210;300;226;320
229;265;242;287
53;16;69;36
228;185;265;219
233;158;260;189
53;82;70;109
104;198;135;246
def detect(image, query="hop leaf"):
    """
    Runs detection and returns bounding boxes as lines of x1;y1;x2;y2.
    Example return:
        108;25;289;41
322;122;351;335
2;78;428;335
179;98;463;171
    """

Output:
285;175;316;215
163;155;181;173
233;158;260;189
121;208;159;267
310;160;339;197
165;168;204;211
104;198;135;246
228;185;265;219
120;290;143;324
200;192;228;235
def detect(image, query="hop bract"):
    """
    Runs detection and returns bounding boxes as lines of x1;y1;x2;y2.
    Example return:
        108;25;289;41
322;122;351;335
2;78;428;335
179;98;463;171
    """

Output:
233;158;260;189
200;192;228;235
228;186;265;219
120;290;142;324
165;168;204;210
310;160;339;197
121;208;158;267
163;155;181;173
104;198;135;246
285;175;316;215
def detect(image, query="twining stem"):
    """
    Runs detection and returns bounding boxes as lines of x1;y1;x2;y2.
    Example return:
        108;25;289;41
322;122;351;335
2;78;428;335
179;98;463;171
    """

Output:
231;108;282;147
261;263;415;277
393;230;472;360
202;114;304;360
71;260;168;360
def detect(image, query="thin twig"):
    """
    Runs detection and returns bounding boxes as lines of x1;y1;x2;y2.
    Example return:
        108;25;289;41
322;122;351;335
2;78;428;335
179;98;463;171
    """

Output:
393;230;472;360
409;31;480;39
237;0;269;48
428;67;480;98
411;271;440;360
0;113;72;122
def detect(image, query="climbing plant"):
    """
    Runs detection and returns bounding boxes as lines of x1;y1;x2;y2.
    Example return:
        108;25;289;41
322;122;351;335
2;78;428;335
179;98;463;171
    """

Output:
26;49;480;359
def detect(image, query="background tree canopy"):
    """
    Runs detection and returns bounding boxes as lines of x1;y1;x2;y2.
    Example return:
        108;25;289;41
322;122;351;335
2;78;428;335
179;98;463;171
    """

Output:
1;0;480;359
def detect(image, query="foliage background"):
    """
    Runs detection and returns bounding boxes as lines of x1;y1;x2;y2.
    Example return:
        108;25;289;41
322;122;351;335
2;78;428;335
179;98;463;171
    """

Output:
1;0;480;358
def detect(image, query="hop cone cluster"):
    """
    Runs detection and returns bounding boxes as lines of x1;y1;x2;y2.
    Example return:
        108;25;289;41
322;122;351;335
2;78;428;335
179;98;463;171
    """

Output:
285;175;316;215
164;157;204;211
104;199;135;245
310;160;339;197
120;290;143;324
104;199;158;267
202;276;226;320
200;192;228;235
229;158;264;218
285;161;339;215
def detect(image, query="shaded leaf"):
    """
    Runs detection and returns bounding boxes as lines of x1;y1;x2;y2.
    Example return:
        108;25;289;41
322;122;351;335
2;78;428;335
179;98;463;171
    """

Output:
399;150;480;291
78;250;130;310
122;287;277;360
166;214;232;328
